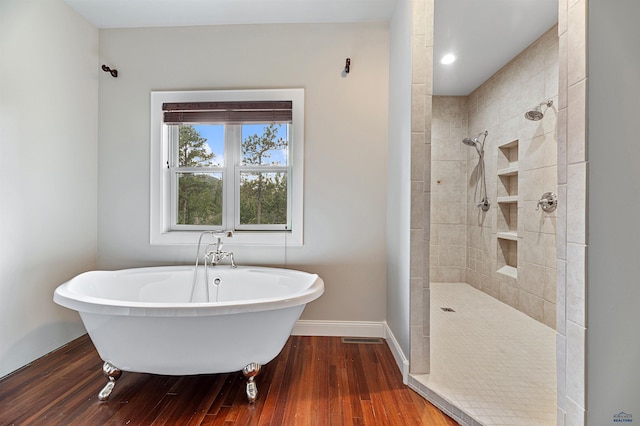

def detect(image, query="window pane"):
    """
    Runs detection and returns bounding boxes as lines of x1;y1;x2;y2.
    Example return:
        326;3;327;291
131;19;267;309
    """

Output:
239;172;287;225
179;124;224;167
241;123;288;166
177;172;223;225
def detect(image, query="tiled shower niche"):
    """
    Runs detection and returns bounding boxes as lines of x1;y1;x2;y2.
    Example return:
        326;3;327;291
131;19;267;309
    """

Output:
496;140;519;279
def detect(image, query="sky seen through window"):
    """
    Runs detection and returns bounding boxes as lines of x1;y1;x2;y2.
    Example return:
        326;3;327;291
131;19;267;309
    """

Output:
192;123;288;167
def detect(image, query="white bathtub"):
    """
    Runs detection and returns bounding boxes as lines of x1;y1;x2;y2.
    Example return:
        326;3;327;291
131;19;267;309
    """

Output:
54;265;324;401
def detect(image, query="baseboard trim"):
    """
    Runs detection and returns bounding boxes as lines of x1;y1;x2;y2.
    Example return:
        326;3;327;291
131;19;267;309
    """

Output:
383;322;410;384
291;320;409;384
292;320;385;338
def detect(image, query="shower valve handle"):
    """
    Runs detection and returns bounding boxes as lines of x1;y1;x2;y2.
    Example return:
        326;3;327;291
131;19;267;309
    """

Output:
536;192;558;212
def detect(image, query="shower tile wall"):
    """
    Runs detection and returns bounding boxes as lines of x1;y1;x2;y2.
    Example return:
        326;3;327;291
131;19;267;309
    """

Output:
409;0;434;374
430;97;468;283
431;26;559;329
558;0;588;422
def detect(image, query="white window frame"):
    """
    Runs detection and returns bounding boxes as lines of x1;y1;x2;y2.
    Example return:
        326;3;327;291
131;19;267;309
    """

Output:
150;89;304;246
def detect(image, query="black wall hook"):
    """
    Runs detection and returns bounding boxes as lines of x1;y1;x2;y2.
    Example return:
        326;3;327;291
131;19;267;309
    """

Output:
101;64;118;78
344;58;351;74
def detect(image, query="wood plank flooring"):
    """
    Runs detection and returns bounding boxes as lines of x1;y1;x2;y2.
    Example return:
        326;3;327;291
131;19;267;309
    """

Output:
0;335;457;425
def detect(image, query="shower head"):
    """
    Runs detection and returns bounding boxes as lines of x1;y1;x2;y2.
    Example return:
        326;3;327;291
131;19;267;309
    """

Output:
462;137;477;147
525;99;553;121
524;106;544;121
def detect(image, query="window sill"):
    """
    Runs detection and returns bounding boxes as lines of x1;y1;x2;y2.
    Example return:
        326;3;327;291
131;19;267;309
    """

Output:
150;229;302;246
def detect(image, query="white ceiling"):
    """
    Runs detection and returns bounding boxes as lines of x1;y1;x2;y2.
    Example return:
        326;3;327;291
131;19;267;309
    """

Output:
62;0;397;27
63;0;558;96
434;0;558;95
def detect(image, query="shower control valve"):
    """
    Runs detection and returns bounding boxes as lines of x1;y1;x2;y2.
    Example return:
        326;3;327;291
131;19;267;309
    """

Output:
478;198;490;212
536;192;558;212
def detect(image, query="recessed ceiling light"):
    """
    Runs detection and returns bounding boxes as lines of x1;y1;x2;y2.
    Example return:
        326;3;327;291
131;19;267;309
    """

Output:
440;54;456;65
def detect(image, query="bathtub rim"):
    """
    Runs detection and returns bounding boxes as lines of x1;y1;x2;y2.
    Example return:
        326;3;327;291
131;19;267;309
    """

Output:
54;265;324;318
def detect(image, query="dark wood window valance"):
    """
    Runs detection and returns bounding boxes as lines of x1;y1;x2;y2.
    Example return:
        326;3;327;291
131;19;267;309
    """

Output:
163;101;293;124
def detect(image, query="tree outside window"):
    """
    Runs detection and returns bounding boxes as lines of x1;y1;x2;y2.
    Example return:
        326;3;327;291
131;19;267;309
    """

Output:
175;123;288;228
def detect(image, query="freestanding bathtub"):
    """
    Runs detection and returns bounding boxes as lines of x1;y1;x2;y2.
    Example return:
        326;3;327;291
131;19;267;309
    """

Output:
53;265;324;402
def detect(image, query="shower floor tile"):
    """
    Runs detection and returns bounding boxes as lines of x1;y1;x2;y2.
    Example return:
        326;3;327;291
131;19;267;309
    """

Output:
411;282;556;426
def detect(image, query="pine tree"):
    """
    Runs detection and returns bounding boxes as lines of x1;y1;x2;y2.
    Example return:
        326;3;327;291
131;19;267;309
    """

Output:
240;124;288;224
177;125;221;225
179;125;214;167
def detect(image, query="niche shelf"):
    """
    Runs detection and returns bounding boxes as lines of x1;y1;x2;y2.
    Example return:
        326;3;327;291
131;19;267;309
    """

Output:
497;164;518;177
497;265;518;279
497;239;518;279
496;195;518;204
496;231;517;241
496;140;519;279
498;140;518;169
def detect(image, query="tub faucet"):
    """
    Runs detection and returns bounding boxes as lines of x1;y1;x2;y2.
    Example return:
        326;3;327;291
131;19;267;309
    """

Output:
205;231;236;268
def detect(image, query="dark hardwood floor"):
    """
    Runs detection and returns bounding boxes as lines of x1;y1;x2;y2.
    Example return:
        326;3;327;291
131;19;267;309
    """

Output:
0;334;457;425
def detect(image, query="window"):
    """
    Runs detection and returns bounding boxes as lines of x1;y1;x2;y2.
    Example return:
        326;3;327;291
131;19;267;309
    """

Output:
150;89;304;245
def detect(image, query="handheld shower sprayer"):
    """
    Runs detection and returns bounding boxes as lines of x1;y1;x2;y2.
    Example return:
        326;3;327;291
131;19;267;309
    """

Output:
461;131;490;211
462;131;488;156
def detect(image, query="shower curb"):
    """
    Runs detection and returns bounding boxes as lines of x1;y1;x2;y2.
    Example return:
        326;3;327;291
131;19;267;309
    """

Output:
408;375;484;426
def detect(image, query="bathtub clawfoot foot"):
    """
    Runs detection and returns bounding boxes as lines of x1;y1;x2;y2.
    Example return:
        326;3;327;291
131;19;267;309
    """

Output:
98;361;122;401
242;362;261;403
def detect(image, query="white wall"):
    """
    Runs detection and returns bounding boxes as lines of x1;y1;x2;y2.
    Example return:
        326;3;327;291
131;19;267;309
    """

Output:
386;0;412;359
0;0;98;377
587;0;640;422
97;23;389;322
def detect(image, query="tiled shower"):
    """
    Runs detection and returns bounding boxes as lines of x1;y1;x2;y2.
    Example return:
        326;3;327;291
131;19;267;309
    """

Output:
408;0;589;423
416;25;561;426
431;26;559;329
